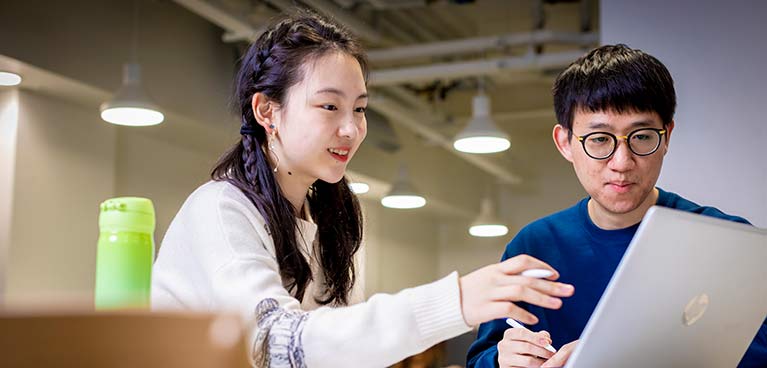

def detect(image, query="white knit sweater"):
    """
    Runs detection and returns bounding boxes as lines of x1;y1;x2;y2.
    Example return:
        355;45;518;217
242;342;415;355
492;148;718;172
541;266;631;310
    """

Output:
151;181;472;367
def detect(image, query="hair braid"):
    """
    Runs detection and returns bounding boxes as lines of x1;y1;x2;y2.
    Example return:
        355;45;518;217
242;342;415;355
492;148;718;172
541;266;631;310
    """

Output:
241;133;259;186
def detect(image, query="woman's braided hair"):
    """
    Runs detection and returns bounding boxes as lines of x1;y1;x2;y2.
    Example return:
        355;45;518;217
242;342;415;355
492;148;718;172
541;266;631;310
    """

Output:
212;11;367;305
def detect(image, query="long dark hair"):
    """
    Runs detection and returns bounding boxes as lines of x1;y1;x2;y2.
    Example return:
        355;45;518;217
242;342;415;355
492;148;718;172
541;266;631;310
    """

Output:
211;12;367;306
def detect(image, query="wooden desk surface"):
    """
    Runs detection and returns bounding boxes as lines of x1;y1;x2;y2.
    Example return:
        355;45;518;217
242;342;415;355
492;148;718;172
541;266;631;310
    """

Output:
0;310;251;368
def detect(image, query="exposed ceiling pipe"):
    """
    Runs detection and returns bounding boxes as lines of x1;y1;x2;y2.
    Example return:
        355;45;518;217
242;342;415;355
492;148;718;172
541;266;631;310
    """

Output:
369;49;586;86
369;94;522;184
367;30;597;63
173;0;264;43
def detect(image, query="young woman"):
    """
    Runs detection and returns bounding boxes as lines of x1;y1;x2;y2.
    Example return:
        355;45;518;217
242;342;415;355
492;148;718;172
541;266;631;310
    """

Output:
151;12;574;368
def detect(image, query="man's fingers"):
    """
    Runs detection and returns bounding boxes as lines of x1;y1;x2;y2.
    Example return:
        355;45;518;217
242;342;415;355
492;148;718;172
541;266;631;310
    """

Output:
504;328;553;347
542;351;568;367
498;329;559;368
505;340;555;361
541;340;578;368
503;354;547;368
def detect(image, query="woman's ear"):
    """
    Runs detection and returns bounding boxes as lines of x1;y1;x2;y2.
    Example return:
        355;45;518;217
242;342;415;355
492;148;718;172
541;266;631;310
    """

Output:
251;92;277;133
553;124;574;163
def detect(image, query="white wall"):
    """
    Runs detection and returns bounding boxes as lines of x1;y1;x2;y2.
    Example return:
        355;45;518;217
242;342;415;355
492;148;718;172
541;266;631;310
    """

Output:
602;0;767;227
0;89;20;299
5;90;116;306
362;201;441;296
114;129;225;246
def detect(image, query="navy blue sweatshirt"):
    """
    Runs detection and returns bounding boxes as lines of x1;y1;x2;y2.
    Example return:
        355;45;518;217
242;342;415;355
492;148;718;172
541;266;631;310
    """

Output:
467;188;767;367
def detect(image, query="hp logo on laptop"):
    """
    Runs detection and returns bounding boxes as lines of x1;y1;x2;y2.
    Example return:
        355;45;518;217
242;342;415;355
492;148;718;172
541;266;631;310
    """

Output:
683;293;709;326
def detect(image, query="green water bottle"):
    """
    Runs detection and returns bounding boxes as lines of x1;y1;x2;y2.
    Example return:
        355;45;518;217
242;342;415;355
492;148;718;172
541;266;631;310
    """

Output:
94;197;155;310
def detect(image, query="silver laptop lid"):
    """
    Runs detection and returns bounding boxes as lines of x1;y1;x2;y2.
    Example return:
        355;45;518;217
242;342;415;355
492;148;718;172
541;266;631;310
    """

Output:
566;206;767;368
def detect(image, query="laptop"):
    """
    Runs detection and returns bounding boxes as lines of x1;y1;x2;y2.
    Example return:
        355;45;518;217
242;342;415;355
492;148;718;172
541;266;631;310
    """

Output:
566;206;767;368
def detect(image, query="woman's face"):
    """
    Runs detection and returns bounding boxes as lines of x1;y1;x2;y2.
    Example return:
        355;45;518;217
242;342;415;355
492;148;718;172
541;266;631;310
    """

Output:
273;51;368;185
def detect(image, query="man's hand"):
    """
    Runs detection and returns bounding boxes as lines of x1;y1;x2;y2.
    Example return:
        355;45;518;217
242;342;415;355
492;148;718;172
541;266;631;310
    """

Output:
541;340;579;367
497;327;555;367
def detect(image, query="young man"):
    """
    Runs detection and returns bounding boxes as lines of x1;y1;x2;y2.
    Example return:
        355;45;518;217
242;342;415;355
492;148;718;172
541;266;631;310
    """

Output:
466;44;767;368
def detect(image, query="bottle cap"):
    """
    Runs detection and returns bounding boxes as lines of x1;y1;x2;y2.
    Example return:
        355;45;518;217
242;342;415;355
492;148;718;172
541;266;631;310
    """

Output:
99;197;155;234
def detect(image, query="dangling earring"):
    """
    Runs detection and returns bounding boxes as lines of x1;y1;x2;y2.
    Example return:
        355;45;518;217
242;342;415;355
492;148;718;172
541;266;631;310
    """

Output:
268;124;279;173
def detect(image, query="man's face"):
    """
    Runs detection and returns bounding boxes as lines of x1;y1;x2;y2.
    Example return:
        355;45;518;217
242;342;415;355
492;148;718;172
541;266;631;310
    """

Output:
554;109;674;217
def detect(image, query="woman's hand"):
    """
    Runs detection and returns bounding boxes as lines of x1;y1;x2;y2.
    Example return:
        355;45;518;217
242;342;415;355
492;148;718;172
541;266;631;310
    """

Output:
458;255;574;326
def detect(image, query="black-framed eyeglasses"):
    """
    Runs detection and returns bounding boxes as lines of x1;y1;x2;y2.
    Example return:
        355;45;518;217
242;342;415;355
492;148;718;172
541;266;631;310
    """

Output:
576;128;667;160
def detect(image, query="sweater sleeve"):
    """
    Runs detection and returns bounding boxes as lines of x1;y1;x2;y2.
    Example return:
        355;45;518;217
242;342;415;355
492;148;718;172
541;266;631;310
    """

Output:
199;184;472;367
302;272;471;368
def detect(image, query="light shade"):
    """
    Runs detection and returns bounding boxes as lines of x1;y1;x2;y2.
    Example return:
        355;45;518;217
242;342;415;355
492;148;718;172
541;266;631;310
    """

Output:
469;224;509;237
100;64;164;126
469;198;508;237
381;165;426;209
349;182;369;194
381;195;426;209
0;71;22;86
453;93;510;154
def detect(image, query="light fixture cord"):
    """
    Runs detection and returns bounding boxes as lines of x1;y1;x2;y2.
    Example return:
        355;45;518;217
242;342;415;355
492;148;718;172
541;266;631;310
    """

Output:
477;77;485;95
131;0;139;63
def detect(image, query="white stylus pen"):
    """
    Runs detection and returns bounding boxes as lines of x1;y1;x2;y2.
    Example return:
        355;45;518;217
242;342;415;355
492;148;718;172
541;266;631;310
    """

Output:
505;268;558;354
505;318;557;353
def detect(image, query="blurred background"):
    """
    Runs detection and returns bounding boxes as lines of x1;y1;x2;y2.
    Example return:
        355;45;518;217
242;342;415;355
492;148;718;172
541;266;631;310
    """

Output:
0;0;765;366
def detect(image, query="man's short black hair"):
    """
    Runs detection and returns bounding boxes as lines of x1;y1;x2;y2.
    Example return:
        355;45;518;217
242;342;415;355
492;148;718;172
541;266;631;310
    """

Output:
553;44;676;135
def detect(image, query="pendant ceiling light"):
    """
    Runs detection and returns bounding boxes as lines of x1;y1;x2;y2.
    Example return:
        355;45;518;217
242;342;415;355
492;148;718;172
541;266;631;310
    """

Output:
381;164;426;209
100;0;163;127
453;90;510;154
349;182;370;194
469;198;509;237
0;71;22;86
100;63;164;126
